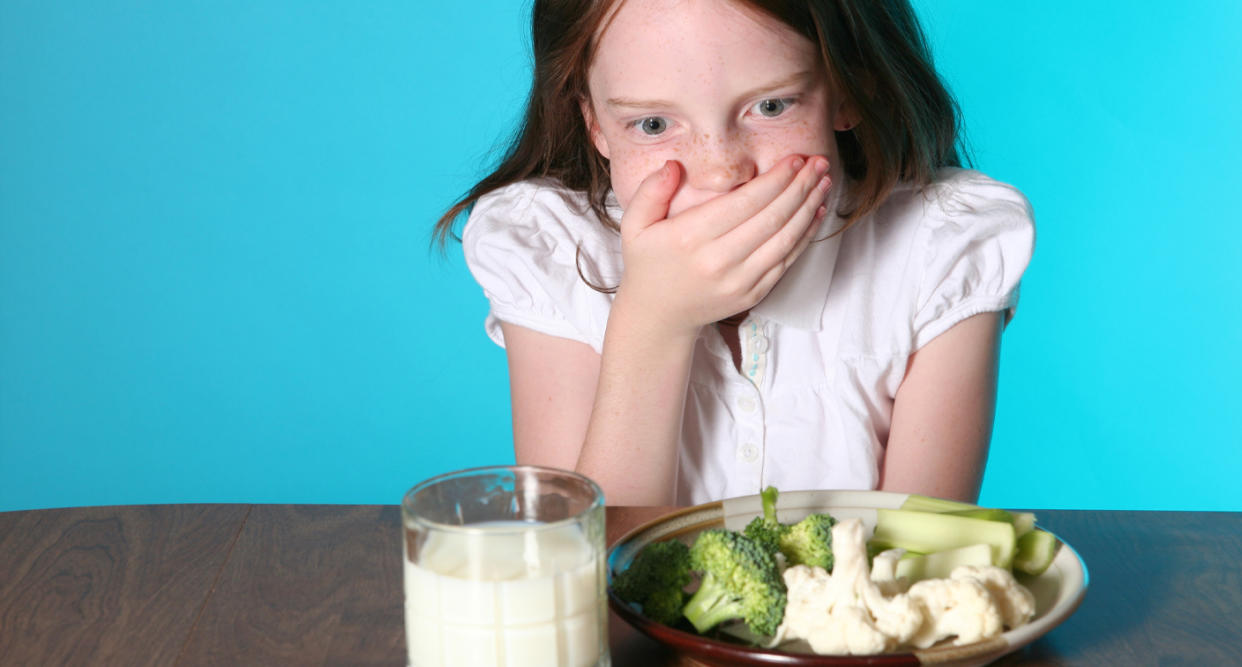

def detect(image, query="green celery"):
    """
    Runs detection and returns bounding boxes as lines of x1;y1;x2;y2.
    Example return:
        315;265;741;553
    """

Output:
1013;529;1060;576
872;509;1016;569
945;507;1014;523
899;494;978;513
901;494;1038;538
1011;512;1037;538
894;543;993;582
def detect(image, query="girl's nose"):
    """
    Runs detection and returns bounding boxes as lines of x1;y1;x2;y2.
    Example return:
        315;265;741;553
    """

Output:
684;137;757;194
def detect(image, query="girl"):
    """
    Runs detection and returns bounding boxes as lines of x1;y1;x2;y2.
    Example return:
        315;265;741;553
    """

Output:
437;0;1034;507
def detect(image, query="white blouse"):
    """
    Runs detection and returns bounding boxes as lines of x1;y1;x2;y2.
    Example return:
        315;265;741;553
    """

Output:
462;169;1035;506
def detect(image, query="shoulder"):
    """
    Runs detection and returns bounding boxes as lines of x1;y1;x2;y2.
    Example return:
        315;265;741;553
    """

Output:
463;179;620;258
860;169;1035;282
831;169;1036;356
459;179;622;351
877;168;1035;238
462;179;623;295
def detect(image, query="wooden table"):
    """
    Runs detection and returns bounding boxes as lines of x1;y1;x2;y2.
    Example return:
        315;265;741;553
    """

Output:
1;505;1240;665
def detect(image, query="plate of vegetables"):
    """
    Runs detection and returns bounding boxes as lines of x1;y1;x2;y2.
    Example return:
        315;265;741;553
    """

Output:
607;489;1088;666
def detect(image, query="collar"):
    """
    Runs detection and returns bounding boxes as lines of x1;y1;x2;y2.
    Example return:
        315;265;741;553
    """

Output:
750;222;842;331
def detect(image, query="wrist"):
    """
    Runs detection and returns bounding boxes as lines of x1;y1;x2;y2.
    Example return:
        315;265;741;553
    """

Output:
609;288;703;347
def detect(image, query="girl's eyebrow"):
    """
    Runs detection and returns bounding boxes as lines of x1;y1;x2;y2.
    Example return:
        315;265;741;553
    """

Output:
605;70;816;111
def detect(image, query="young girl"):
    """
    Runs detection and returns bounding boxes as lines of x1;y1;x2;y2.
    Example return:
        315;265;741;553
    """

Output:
437;0;1034;507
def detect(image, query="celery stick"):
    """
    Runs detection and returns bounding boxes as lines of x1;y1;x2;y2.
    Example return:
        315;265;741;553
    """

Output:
1013;529;1059;576
945;507;1014;523
872;509;1016;569
902;495;1038;537
894;543;993;582
899;494;978;513
946;507;1038;537
1012;512;1037;538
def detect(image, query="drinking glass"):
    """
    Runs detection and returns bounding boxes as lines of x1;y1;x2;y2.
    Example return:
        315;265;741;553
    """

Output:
401;465;609;667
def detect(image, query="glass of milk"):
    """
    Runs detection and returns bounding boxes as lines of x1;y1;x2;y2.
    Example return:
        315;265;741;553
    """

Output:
401;465;608;667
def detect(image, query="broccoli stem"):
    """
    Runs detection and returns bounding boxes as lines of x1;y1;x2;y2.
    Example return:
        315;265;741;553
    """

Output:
760;485;779;522
682;573;743;633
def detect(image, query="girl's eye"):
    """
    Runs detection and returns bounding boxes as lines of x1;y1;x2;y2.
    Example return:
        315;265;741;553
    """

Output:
635;117;669;135
754;98;793;118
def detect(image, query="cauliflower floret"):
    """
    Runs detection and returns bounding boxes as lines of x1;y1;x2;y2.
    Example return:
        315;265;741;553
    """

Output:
858;573;922;643
950;565;1036;629
775;520;924;655
778;564;891;655
906;577;1003;648
869;547;909;596
772;518;1037;656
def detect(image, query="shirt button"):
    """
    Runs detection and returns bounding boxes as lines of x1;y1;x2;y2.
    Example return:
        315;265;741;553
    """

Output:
737;396;757;413
739;443;760;463
752;335;770;353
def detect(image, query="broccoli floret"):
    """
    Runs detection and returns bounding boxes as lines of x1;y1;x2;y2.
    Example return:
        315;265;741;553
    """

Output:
612;539;692;625
682;529;787;636
778;512;838;570
743;485;790;557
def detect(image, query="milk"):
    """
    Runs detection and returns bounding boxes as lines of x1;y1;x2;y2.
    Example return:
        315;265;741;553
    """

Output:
403;521;607;667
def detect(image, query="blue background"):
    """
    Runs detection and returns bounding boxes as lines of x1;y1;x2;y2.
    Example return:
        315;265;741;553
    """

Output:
2;1;1239;512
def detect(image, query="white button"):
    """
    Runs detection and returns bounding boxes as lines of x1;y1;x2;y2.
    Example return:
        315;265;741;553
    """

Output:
739;443;760;463
737;396;757;413
752;335;770;353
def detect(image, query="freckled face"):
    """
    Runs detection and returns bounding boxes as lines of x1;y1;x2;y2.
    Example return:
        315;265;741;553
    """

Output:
583;0;853;215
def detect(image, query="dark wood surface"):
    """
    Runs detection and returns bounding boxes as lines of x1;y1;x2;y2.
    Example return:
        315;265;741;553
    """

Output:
2;505;1240;666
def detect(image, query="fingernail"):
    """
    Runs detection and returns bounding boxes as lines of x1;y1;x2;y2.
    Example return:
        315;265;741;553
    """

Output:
817;175;831;191
815;205;827;220
815;158;829;176
792;156;806;171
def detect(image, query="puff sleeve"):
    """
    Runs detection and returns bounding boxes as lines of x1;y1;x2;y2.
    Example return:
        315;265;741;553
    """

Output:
910;170;1036;350
461;181;622;353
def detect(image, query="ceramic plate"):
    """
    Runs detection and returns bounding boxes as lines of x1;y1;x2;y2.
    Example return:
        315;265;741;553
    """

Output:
607;490;1088;666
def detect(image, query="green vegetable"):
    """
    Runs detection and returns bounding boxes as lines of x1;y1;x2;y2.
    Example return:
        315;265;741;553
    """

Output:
779;512;838;570
683;528;787;636
612;539;692;625
902;494;1039;539
894;543;993;581
1013;529;1059;576
944;507;1015;523
899;494;978;513
872;508;1017;569
1011;511;1037;538
743;486;790;557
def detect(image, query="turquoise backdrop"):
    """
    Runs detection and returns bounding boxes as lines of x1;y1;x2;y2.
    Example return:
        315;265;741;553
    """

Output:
2;1;1239;512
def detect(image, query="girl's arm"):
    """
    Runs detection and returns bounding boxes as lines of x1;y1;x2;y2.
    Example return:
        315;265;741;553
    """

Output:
573;293;700;505
500;322;601;473
499;314;696;505
880;311;1005;502
504;156;831;506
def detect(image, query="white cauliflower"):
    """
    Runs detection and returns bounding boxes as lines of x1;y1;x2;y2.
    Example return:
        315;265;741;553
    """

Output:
950;565;1036;629
773;518;1039;655
774;519;923;655
906;576;1003;648
869;547;908;596
779;563;891;655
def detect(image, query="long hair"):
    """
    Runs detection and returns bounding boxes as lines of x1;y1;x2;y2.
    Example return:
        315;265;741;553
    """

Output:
433;0;966;245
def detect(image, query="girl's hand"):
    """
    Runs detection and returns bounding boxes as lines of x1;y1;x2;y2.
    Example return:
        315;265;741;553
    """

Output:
614;154;831;337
